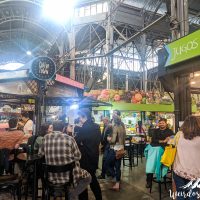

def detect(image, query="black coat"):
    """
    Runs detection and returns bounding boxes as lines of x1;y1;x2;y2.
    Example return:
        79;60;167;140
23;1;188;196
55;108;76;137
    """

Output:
75;120;101;172
151;128;174;148
101;125;112;151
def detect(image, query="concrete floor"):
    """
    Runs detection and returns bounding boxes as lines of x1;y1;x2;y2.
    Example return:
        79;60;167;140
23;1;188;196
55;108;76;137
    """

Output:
91;156;172;200
0;157;172;200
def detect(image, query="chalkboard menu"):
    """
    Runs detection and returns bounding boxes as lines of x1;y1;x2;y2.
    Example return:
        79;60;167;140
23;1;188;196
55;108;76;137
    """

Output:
31;57;56;80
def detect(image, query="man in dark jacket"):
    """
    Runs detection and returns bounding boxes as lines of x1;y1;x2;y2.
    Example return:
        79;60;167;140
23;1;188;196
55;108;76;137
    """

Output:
98;117;112;179
76;108;102;200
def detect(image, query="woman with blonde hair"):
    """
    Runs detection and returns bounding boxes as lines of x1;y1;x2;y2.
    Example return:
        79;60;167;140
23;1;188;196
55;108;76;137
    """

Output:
173;115;200;200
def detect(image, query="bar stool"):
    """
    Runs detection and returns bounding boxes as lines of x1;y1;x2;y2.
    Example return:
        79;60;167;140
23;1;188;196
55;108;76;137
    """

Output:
149;170;172;200
42;162;75;200
138;142;146;163
131;143;139;166
123;138;133;169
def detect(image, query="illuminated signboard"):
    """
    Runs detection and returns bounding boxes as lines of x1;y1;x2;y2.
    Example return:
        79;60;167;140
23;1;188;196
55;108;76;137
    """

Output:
165;29;200;67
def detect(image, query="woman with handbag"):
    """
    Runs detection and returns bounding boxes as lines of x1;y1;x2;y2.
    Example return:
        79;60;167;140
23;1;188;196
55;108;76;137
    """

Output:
107;115;126;191
173;115;200;200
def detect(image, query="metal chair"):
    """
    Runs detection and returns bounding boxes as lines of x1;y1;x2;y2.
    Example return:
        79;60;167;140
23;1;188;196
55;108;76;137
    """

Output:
150;169;172;200
42;162;75;200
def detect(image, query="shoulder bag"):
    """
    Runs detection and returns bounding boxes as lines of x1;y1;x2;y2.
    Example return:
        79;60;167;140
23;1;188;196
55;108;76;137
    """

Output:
115;128;125;160
160;132;181;167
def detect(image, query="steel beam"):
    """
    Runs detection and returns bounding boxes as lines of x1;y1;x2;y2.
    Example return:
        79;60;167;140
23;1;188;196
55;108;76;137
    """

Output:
62;14;167;63
113;25;128;41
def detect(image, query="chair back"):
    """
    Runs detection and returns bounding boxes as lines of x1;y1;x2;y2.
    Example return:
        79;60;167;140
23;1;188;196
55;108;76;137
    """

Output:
148;128;156;138
43;162;75;185
27;135;38;154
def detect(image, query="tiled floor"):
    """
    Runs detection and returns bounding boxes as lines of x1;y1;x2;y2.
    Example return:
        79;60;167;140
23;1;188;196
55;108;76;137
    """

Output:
0;157;172;200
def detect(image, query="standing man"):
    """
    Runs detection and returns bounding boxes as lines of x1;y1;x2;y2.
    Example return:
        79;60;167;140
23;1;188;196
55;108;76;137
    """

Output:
98;117;112;179
76;109;102;200
146;118;174;188
18;112;33;136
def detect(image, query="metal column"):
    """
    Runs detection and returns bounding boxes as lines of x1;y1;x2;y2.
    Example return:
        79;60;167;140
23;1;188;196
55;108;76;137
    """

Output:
68;28;76;80
135;33;147;92
106;1;114;89
177;0;189;37
174;75;191;131
125;73;129;91
35;81;43;135
171;0;190;131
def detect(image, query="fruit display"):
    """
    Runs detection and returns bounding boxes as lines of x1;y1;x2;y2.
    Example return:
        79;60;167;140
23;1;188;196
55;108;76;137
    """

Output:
84;89;174;105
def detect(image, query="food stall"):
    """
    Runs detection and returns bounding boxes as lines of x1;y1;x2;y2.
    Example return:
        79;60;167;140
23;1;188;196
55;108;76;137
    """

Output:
85;89;198;134
0;57;111;132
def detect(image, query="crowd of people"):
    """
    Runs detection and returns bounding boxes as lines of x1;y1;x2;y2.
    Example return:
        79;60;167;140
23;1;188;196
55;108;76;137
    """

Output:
0;109;200;200
0;109;126;199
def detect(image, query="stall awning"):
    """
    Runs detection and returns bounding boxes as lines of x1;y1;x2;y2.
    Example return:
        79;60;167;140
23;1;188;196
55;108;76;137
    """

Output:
0;69;83;98
45;97;112;107
0;92;112;108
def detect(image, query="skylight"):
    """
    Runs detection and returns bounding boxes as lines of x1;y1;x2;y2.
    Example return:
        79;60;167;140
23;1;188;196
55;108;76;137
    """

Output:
0;62;24;71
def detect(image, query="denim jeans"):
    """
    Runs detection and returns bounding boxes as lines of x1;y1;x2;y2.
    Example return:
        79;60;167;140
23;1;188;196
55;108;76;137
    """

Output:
70;175;91;200
105;149;122;182
173;172;199;200
115;156;122;182
101;145;114;177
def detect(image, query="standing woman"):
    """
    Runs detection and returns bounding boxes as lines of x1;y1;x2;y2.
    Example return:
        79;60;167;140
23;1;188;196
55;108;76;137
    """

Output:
108;115;126;191
173;115;200;200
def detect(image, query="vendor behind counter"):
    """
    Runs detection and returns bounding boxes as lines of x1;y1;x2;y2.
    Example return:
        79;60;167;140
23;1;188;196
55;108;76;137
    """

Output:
150;118;174;148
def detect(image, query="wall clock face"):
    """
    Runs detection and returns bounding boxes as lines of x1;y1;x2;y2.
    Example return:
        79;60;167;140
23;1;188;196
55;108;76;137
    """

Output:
31;57;56;80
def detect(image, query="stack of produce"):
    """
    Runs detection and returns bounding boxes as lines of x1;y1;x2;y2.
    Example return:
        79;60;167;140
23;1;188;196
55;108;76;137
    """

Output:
84;89;174;105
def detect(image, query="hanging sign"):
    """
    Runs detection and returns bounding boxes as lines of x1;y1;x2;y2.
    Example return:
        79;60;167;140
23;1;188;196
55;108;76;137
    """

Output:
31;57;56;80
164;29;200;67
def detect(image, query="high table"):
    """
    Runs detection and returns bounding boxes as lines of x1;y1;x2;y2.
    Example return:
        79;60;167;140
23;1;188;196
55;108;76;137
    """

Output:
26;154;43;200
3;148;43;200
131;142;146;166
